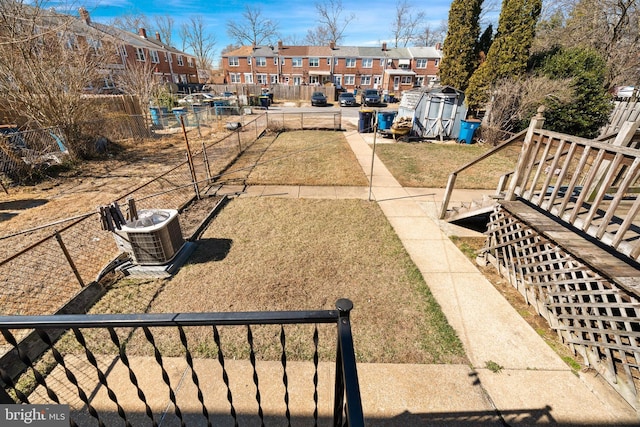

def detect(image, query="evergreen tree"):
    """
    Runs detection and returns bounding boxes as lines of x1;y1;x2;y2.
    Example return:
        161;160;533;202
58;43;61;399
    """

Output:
438;0;483;91
535;47;612;138
466;0;542;110
476;24;493;60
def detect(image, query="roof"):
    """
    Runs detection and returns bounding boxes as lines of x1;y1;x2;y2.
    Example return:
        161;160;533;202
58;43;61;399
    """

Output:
222;44;442;59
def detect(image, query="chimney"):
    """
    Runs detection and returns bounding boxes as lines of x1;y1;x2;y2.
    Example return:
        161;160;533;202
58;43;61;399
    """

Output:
79;7;90;24
155;32;161;42
138;28;147;39
329;41;335;50
381;42;387;51
435;42;442;50
277;40;283;50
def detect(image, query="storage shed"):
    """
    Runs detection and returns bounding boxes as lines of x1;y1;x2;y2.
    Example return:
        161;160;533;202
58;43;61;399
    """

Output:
396;86;467;140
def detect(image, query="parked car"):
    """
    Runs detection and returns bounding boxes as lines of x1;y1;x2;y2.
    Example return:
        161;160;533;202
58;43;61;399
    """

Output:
311;91;327;106
338;92;357;106
361;89;381;106
178;93;215;106
615;86;635;98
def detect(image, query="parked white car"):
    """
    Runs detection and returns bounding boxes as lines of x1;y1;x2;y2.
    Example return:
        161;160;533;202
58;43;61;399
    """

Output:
615;86;635;98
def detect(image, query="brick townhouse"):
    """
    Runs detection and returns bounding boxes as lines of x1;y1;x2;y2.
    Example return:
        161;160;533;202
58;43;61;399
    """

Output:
76;8;198;90
222;41;442;95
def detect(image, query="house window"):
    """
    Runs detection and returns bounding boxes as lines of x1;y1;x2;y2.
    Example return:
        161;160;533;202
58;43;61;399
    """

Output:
187;57;194;67
346;58;356;68
334;57;339;65
293;76;302;85
416;58;427;68
135;47;145;61
380;58;385;66
401;76;412;84
434;59;440;66
309;75;320;85
150;50;159;64
257;74;268;84
274;57;278;65
247;57;252;65
360;75;371;86
292;57;303;67
244;73;254;84
230;73;241;83
415;76;424;86
281;58;285;65
165;52;171;62
270;74;278;84
362;58;372;68
344;75;355;85
256;57;266;66
177;55;184;66
309;57;319;67
117;45;127;57
229;57;239;66
327;58;331;65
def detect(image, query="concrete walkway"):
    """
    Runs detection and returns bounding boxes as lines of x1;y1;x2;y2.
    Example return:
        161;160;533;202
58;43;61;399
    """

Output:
215;130;639;425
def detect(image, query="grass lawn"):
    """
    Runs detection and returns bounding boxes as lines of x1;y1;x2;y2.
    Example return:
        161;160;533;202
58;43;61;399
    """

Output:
375;142;522;188
223;130;369;186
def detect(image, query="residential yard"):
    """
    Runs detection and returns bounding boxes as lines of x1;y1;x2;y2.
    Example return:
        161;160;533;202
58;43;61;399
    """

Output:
375;141;522;188
78;129;466;364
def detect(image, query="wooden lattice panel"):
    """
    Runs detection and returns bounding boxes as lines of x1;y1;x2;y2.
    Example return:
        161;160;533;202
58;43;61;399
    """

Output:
483;204;640;409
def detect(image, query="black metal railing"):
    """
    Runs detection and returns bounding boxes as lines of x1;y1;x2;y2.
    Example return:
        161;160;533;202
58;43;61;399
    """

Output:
0;299;364;427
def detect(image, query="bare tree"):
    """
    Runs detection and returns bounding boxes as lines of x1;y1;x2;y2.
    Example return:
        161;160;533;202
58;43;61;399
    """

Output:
154;15;174;46
391;0;426;47
110;11;150;33
414;20;448;46
115;58;159;116
481;76;573;143
180;15;217;74
226;5;279;46
0;0;112;158
304;26;332;46
534;0;640;87
311;0;355;44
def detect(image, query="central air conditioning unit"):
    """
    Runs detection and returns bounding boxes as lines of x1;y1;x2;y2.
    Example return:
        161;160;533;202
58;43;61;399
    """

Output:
114;209;185;265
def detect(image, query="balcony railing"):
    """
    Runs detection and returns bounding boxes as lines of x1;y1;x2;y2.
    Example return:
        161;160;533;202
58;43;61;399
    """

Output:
0;299;364;427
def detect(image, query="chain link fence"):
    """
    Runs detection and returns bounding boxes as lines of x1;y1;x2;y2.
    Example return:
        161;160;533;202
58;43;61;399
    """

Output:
0;111;338;322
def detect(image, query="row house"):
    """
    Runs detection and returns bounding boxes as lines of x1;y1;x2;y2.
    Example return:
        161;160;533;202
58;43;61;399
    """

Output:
222;41;442;95
76;8;198;90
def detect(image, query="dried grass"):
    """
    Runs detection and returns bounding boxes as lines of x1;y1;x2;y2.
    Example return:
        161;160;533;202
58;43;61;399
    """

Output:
375;142;522;188
92;198;466;364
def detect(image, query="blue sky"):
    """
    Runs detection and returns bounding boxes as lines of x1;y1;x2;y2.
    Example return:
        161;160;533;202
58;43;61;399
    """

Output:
71;0;459;60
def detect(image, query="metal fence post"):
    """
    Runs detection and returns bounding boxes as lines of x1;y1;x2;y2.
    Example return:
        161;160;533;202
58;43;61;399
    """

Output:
333;299;364;427
55;231;85;288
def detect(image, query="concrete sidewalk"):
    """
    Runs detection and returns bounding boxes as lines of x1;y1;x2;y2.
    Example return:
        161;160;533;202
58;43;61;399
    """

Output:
216;130;639;424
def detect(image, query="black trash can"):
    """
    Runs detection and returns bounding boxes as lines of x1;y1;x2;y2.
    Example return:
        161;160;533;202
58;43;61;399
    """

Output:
358;110;374;133
259;95;270;109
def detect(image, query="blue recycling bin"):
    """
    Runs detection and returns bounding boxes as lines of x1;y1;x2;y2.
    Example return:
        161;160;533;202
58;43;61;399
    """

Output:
358;110;374;133
377;111;397;131
172;107;188;127
458;119;481;144
150;107;161;126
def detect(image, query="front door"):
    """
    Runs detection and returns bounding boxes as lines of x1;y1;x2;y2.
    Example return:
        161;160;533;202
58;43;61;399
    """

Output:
393;76;400;91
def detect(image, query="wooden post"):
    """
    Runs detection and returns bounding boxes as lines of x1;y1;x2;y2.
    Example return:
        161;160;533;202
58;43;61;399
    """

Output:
505;105;546;201
55;231;84;287
440;173;458;219
181;116;201;200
